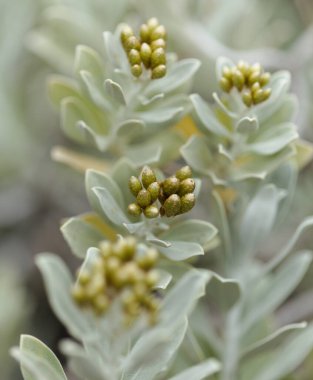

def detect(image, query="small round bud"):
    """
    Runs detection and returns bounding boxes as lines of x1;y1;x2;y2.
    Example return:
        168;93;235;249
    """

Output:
180;193;195;214
123;262;143;284
219;77;232;93
93;294;109;315
222;66;232;79
147;181;160;201
163;194;181;217
128;203;142;216
124;35;140;51
262;88;271;101
147;17;159;31
175;165;192;181
145;269;159;288
72;284;86;303
162;176;180;196
179;178;195;196
141;166;157;188
253;89;264;104
120;26;134;45
140;42;152;68
150;38;166;51
78;270;90;285
128;49;141;65
129;176;142;196
150;25;166;41
151;47;166;69
232;69;245;91
242;90;252;107
106;256;120;277
99;240;112;258
133;282;147;300
251;82;261;94
123;237;137;260
237;60;249;76
144;205;159;219
259;72;271;86
248;71;261;86
136;189;152;208
131;64;142;78
139;24;150;42
137;248;159;270
151;64;166;79
111;267;128;288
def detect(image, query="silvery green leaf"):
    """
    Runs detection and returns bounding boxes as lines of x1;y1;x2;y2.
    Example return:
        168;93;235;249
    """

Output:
93;187;129;226
115;119;145;138
137;106;183;124
122;319;188;380
242;251;312;333
61;217;103;258
78;247;101;275
48;75;79;107
147;236;171;248
239;184;286;256
79;71;111;111
144;59;201;97
11;336;67;380
190;93;230;137
77;121;110;151
161;270;211;325
168;358;221;380
215;56;235;80
252;71;291;124
236;116;259;134
181;136;213;176
251;324;313;380
264;216;313;274
247;122;298;156
158;241;204;261
242;322;307;357
36;254;93;340
85;169;125;218
160;220;217;252
103;30;128;71
155;270;172;289
104;79;126;105
125;144;162;166
206;272;241;310
123;222;144;234
74;44;104;81
139;93;164;106
212;92;238;119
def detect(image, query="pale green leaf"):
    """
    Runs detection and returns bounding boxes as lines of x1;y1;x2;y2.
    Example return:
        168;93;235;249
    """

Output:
168;358;221;380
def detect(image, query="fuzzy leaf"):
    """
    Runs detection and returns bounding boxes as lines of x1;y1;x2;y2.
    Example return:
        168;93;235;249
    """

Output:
206;272;241;310
104;79;126;105
61;217;104;258
122;319;188;380
190;94;229;137
36;254;92;340
158;241;204;261
236;116;259;134
168;358;221;380
181;136;213;176
74;45;104;81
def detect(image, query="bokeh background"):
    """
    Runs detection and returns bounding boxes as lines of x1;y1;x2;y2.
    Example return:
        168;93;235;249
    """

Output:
1;0;313;378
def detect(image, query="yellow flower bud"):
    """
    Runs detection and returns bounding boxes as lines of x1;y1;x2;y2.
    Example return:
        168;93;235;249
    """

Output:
124;35;140;52
232;69;245;91
248;71;261;86
147;181;160;201
140;42;152;68
99;241;112;258
150;38;166;51
136;189;152;207
175;165;192;181
145;269;159;288
147;17;159;31
144;205;159;219
129;176;142;196
151;47;166;69
93;294;109;315
179;178;195;196
222;66;232;79
120;25;134;46
141;166;157;188
242;90;253;107
137;248;159;270
71;284;86;304
253;89;264;104
259;72;271;86
150;25;166;41
128;203;142;216
180;193;195;214
262;88;271;101
219;77;232;93
131;64;142;78
151;64;166;79
163;194;181;217
128;49;141;65
139;23;150;43
162;176;180;196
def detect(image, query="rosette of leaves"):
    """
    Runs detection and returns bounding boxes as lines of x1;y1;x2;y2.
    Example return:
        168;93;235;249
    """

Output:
11;253;218;380
61;157;218;261
48;24;200;166
181;57;309;186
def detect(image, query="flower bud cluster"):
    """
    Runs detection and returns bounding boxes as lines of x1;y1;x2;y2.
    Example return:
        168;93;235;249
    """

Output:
219;61;271;107
72;237;160;324
120;17;167;79
128;165;196;218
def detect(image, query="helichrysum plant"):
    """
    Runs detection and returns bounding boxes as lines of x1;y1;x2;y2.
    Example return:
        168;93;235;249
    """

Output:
11;10;313;380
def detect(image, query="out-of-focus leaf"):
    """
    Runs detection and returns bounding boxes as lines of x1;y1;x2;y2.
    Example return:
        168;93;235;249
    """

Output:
168;358;221;380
